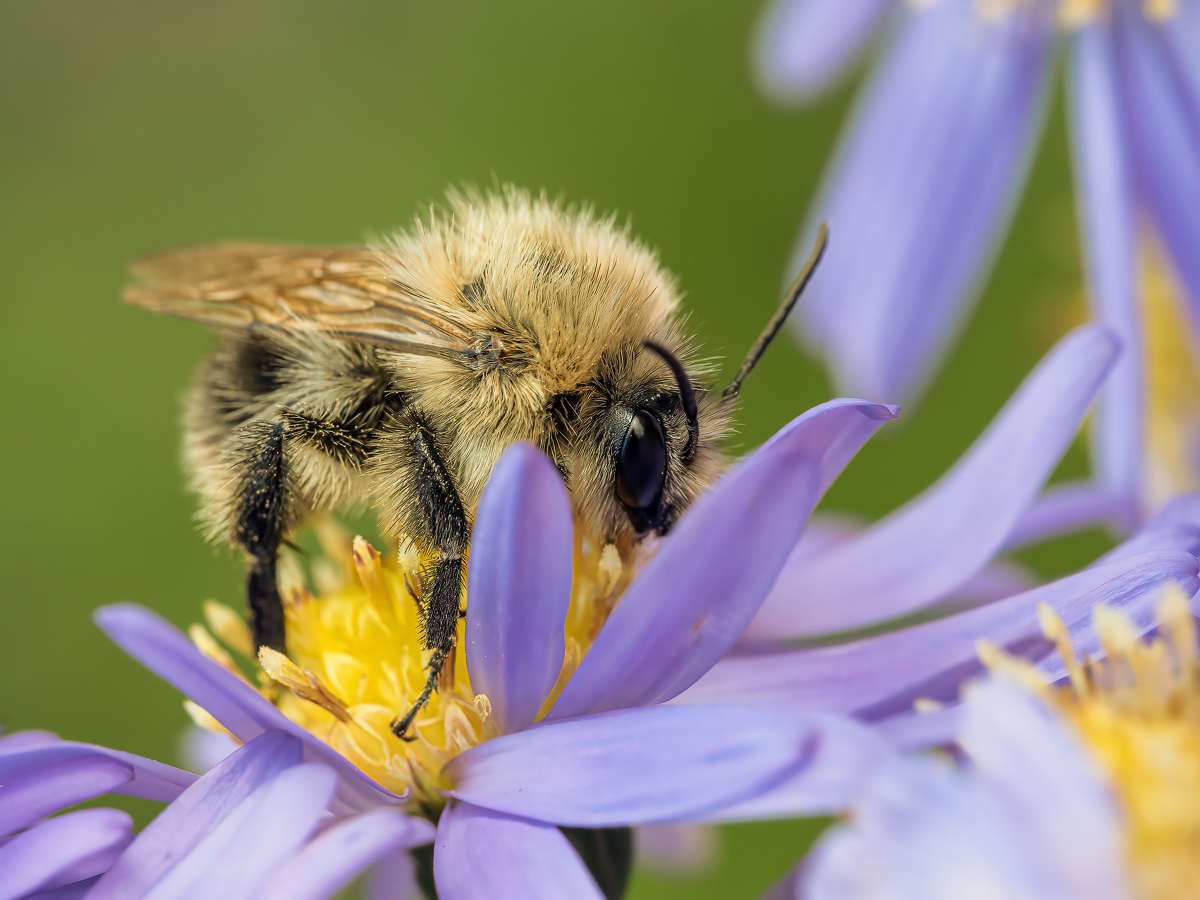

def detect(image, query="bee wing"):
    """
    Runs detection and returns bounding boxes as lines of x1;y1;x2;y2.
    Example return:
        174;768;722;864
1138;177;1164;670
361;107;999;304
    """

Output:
124;243;475;357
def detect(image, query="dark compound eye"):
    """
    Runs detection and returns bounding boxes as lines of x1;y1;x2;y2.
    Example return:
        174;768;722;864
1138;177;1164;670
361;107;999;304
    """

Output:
616;409;667;510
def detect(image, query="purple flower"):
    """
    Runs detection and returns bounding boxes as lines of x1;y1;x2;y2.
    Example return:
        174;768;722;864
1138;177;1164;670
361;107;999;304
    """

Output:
87;396;900;898
756;0;1200;523
0;729;194;899
677;324;1200;755
770;679;1133;900
770;591;1200;899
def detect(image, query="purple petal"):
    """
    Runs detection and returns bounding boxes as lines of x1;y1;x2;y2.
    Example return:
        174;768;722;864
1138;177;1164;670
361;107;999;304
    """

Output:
1068;22;1144;508
140;763;337;900
466;444;573;735
364;849;420;900
447;704;820;826
795;0;1054;403
434;802;604;900
0;809;132;900
0;743;192;806
0;732;59;752
691;713;892;822
1115;6;1200;325
0;755;132;837
799;743;1126;900
873;705;963;752
94;603;401;812
549;399;897;720
178;725;238;775
1160;0;1200;101
88;730;302;900
956;679;1126;899
1095;493;1200;563
1004;479;1137;550
259;810;434;900
942;561;1036;610
635;823;718;876
681;549;1198;718
24;878;101;900
753;0;892;101
750;325;1118;639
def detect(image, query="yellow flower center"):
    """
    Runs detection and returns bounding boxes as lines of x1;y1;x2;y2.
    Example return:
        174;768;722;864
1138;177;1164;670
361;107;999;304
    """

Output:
979;588;1200;899
187;522;630;812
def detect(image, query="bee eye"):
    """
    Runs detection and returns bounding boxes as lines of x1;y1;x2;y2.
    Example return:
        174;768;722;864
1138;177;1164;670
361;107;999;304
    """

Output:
616;410;667;510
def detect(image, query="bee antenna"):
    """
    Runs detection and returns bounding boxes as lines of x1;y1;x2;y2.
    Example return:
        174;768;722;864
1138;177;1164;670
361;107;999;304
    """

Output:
644;340;699;461
722;223;828;404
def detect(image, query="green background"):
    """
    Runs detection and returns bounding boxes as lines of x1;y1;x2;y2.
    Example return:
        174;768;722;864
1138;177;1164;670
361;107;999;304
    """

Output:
0;2;1103;896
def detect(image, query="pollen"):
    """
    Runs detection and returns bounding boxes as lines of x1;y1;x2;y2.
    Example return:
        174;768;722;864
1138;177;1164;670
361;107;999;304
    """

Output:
982;587;1200;899
184;521;628;811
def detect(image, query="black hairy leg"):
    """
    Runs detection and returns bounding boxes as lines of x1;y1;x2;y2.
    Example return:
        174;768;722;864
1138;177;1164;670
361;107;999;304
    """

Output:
234;411;380;654
234;420;290;654
391;424;468;740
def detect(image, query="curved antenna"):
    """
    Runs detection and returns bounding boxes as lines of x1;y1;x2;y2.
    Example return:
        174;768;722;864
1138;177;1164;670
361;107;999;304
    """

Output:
722;223;828;403
644;340;699;461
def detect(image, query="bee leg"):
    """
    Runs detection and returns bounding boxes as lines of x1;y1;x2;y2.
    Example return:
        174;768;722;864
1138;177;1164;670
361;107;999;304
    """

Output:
391;424;468;740
234;420;291;654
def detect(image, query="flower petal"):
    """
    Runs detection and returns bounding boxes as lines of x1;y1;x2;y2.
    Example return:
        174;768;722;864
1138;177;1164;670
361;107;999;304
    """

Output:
94;603;401;811
466;444;573;735
794;0;1054;403
681;549;1198;719
956;680;1127;898
753;0;892;101
873;705;963;752
259;810;434;900
0;731;59;752
141;763;337;900
1068;21;1144;508
549;399;897;720
802;682;1131;900
0;742;192;805
1004;480;1137;550
692;713;892;822
635;823;718;876
799;750;1117;900
750;325;1118;639
0;809;132;900
88;730;302;900
447;704;821;827
364;849;421;900
1115;5;1200;324
0;755;132;837
434;801;604;900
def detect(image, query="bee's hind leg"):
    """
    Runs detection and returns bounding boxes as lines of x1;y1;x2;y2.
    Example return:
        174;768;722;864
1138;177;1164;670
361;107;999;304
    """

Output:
233;420;292;655
391;422;468;740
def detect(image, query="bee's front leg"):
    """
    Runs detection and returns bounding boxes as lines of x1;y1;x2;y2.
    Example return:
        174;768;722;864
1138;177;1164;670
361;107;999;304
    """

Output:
391;422;468;740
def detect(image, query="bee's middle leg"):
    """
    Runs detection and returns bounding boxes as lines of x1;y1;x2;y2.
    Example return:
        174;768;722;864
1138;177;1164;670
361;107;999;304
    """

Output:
391;423;468;740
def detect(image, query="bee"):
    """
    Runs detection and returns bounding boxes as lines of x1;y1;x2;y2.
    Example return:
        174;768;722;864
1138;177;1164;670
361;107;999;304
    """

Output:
125;188;826;737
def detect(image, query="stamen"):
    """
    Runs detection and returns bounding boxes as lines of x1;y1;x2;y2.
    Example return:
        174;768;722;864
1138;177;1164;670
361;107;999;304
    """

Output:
259;646;352;723
977;638;1050;697
203;601;253;657
351;536;397;625
473;694;492;720
1040;603;1088;694
188;624;241;677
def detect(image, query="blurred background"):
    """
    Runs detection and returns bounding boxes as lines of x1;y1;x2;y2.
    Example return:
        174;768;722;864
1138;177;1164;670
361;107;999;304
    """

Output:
0;1;1105;896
